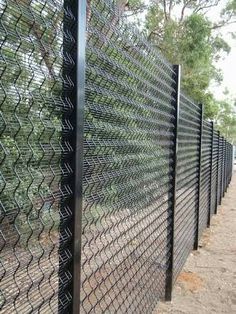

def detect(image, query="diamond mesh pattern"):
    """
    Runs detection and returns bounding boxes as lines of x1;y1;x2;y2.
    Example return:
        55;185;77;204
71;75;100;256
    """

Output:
0;1;74;312
81;0;176;312
173;94;201;282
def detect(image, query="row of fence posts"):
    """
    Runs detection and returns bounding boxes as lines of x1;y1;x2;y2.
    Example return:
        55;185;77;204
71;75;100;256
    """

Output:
164;65;233;300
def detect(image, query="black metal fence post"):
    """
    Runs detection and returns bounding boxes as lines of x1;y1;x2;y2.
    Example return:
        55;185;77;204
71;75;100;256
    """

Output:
59;1;87;312
207;121;214;227
71;1;87;313
165;64;181;301
194;103;203;250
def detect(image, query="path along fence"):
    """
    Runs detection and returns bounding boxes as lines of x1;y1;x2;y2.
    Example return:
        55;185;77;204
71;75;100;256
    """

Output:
0;0;233;313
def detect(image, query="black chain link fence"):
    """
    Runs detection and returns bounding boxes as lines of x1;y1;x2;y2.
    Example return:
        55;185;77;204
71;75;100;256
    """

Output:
0;0;234;313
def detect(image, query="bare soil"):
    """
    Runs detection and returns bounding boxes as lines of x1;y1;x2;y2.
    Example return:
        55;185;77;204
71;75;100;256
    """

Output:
157;172;236;314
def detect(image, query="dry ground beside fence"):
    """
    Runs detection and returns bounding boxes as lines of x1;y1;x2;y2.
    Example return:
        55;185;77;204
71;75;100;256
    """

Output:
157;171;236;314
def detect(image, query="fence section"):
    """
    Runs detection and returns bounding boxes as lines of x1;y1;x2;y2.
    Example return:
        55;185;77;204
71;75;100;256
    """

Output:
225;142;232;189
0;0;234;313
211;130;220;216
81;1;177;312
173;94;201;283
218;137;224;206
199;121;212;235
0;0;77;313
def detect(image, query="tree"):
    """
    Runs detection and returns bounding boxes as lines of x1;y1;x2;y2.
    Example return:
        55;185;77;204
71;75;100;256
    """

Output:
214;99;236;144
143;1;236;119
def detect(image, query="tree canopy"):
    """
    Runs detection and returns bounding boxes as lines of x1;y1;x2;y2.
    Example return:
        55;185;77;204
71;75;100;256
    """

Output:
120;0;236;141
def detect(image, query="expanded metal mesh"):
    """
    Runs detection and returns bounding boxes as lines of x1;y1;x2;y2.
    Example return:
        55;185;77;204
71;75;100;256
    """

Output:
173;94;201;282
199;121;212;236
0;0;74;312
81;0;176;312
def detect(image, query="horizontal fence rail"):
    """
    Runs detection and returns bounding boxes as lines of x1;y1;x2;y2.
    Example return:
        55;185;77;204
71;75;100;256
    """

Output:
0;0;234;313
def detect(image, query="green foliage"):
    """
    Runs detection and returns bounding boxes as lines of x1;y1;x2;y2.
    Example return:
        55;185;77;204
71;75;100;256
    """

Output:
0;0;62;234
143;0;236;135
214;100;236;144
146;9;225;116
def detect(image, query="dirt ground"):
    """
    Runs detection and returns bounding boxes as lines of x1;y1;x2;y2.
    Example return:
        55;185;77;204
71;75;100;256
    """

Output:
157;171;236;314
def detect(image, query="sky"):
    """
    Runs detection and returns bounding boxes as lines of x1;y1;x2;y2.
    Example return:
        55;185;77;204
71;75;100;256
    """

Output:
210;26;236;100
206;2;236;100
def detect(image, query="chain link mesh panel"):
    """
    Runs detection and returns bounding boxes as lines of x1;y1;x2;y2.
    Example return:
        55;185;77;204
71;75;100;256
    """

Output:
81;0;177;312
0;0;75;312
173;94;201;282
